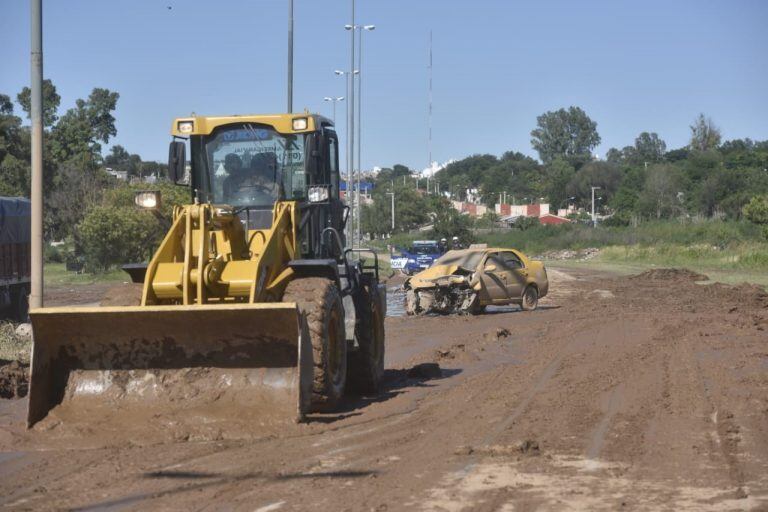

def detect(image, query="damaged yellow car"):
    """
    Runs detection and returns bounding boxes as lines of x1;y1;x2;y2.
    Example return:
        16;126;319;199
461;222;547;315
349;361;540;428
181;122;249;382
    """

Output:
404;247;548;315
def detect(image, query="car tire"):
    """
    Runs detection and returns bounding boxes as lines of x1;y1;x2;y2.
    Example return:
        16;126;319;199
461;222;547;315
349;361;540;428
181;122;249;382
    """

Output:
520;285;539;311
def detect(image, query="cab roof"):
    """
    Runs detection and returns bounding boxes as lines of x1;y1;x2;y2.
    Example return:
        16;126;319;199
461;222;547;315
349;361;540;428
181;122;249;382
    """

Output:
170;113;333;136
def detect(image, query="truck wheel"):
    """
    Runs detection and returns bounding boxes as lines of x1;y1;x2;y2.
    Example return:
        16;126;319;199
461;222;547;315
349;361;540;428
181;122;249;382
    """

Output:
520;285;539;311
11;285;29;322
283;277;347;412
348;280;385;394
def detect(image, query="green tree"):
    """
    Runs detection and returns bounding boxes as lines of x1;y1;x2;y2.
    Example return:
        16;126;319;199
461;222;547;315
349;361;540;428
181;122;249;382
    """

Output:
50;88;119;162
46;164;113;240
104;144;143;178
633;132;666;163
743;195;768;239
530;106;601;164
542;157;575;209
362;180;429;236
432;205;473;245
635;164;685;219
566;161;622;206
0;94;30;197
689;113;721;152
17;79;61;127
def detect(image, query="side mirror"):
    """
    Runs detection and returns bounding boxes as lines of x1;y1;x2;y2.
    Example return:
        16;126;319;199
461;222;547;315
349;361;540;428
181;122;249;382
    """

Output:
484;264;497;272
168;141;186;184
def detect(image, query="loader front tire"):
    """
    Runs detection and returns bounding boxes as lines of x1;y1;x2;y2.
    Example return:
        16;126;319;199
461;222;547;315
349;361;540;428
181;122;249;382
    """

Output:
283;277;347;412
348;279;385;395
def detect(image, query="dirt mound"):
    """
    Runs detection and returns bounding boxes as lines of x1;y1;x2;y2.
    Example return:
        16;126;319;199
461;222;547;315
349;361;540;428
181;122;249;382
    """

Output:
100;283;143;306
0;360;29;399
704;282;768;310
630;268;709;282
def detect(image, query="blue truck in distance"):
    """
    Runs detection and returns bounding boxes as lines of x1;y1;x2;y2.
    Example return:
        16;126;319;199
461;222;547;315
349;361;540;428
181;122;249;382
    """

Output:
391;240;444;275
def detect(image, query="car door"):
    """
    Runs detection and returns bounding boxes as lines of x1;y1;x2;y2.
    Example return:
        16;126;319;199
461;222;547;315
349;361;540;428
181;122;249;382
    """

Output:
477;252;511;302
500;251;527;300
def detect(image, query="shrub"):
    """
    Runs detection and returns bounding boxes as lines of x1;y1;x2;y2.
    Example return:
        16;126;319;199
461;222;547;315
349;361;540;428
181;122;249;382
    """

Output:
76;182;189;271
743;195;768;239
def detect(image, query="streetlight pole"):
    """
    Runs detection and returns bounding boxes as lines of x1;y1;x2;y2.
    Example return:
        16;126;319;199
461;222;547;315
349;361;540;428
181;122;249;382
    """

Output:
345;24;375;249
335;69;358;244
30;0;44;309
387;191;395;231
349;0;355;247
591;186;601;226
287;0;293;112
323;96;344;124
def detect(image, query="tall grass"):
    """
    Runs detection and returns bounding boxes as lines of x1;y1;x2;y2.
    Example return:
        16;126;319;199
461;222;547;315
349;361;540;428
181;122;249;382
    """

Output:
598;243;768;271
367;220;768;273
479;220;764;255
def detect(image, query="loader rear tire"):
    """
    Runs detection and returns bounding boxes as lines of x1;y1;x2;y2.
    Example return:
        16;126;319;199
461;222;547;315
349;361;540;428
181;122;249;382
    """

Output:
283;277;347;412
348;280;385;395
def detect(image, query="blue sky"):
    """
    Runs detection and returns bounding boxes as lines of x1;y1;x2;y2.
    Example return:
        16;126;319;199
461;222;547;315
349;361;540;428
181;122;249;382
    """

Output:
1;0;767;171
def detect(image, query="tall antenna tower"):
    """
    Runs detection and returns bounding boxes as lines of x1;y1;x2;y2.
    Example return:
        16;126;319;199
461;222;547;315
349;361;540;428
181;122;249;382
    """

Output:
428;30;433;172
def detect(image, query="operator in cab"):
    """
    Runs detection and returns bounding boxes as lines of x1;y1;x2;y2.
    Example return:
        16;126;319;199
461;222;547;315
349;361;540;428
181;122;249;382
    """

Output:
223;152;280;205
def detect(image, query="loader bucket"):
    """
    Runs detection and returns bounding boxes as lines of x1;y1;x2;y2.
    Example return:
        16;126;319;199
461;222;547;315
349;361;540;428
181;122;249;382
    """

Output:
27;303;313;441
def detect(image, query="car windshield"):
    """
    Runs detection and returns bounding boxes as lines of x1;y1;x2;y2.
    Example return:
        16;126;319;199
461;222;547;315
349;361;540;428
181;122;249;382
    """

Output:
192;123;307;207
410;245;440;255
435;250;484;270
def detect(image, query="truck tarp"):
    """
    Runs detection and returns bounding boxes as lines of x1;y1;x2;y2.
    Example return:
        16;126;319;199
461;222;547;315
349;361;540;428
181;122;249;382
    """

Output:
0;197;31;244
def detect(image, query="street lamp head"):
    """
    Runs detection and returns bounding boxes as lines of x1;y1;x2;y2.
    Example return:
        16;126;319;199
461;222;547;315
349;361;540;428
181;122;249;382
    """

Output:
337;96;345;101
323;97;333;101
344;24;353;30
364;25;376;30
334;69;345;75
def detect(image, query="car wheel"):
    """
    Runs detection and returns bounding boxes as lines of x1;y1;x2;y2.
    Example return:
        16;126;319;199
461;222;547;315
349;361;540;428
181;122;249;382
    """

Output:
520;285;538;311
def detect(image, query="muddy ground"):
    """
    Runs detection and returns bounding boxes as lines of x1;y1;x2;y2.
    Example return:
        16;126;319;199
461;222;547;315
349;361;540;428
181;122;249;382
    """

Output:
1;267;767;511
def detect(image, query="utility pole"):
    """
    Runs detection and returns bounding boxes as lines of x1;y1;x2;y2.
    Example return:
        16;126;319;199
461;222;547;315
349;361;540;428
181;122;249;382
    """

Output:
287;0;293;112
30;0;44;309
591;186;601;227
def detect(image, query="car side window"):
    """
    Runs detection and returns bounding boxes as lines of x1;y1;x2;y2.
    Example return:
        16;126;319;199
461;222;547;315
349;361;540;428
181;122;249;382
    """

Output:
484;253;505;270
501;251;524;269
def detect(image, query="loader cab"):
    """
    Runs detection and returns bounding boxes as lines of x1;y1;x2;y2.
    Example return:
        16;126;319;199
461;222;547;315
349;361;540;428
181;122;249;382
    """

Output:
168;114;345;259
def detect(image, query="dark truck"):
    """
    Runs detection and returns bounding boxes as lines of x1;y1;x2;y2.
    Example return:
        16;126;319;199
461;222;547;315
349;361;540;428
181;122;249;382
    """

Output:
0;197;30;321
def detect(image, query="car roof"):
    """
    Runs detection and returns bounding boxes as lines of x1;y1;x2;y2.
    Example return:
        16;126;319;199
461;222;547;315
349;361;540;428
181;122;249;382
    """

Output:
445;248;522;255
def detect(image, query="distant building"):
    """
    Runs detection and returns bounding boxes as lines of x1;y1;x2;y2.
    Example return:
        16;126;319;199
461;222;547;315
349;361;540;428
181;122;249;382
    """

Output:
494;203;550;218
105;167;128;181
539;213;571;225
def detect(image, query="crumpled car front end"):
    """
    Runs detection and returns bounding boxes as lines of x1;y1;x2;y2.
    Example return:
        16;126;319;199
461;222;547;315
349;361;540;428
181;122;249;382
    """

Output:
403;265;479;315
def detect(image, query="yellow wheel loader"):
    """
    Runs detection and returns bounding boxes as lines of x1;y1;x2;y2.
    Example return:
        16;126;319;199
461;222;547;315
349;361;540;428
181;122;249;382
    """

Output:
27;114;386;434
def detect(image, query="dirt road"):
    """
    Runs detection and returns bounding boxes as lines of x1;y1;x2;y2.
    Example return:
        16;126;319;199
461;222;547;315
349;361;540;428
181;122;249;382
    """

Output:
1;267;767;511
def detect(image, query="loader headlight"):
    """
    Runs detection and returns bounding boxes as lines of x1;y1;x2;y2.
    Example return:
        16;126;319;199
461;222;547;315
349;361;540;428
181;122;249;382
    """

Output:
308;186;329;203
292;117;308;130
135;190;161;210
177;120;194;134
